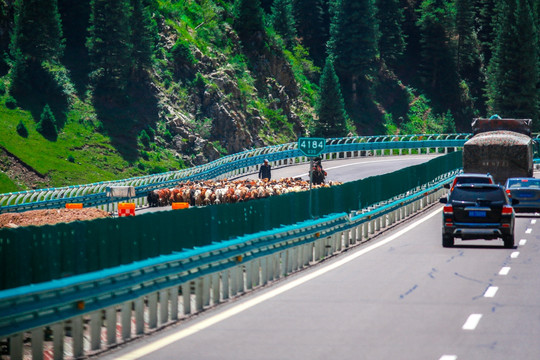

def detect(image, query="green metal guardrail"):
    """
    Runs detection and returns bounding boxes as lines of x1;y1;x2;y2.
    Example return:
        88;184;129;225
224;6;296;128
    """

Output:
0;134;469;213
0;151;462;290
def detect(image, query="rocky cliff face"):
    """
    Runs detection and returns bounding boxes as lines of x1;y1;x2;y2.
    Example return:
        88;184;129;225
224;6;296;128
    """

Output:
154;24;308;166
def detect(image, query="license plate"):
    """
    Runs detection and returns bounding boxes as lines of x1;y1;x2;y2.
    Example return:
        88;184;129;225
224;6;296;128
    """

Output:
469;211;486;217
517;192;534;198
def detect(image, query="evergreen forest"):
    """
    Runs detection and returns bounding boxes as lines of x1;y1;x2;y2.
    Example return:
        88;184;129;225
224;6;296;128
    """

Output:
0;0;538;192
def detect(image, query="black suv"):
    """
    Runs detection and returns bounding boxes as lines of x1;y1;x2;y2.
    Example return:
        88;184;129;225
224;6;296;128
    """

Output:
440;184;517;248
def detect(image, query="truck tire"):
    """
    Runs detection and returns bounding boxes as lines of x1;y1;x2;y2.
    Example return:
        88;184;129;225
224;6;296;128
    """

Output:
503;234;515;248
442;234;454;247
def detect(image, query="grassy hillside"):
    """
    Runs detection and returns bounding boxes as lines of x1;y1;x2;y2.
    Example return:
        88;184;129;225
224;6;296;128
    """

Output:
0;0;465;194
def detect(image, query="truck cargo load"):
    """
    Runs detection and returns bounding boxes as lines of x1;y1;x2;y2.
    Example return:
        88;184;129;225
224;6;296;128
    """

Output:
463;118;534;184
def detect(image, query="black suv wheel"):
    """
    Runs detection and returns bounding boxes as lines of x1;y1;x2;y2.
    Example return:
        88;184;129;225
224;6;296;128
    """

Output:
442;234;454;247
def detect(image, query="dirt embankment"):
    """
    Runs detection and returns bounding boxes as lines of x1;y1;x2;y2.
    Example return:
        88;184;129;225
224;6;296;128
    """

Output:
0;208;111;228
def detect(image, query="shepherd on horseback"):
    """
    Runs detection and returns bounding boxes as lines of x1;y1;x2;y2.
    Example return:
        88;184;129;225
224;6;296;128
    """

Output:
311;157;327;185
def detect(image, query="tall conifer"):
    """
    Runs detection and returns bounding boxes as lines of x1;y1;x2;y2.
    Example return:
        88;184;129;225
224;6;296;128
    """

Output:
130;0;157;81
487;0;538;122
10;0;64;63
328;0;378;88
293;0;328;65
271;0;296;49
314;57;348;137
234;0;265;43
87;0;132;97
416;0;461;123
376;0;406;68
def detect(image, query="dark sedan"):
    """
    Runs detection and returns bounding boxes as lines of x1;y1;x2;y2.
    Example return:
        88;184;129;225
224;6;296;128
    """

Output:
440;183;517;248
504;177;540;213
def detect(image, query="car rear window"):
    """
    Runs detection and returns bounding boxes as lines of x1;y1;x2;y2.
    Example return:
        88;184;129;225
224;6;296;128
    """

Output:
456;177;492;184
507;179;540;189
450;187;505;202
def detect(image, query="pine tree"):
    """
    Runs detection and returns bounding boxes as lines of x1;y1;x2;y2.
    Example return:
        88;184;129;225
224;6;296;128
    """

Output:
456;0;485;112
87;0;132;98
328;0;378;87
130;0;157;81
314;57;349;137
10;0;64;63
376;0;406;68
475;0;497;65
234;0;265;43
487;0;538;122
416;0;462;124
271;0;297;49
37;104;58;140
293;0;328;65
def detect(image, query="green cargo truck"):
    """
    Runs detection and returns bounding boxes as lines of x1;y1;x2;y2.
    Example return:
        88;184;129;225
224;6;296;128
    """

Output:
463;118;534;185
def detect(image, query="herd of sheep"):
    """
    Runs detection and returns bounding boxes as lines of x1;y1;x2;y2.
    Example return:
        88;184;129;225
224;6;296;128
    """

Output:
146;178;342;207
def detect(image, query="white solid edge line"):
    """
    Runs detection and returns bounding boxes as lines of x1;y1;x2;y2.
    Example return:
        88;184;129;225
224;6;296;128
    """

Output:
499;267;511;275
484;286;498;298
462;314;483;330
114;208;444;360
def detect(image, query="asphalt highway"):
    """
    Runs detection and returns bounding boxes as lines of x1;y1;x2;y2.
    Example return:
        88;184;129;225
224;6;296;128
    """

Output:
104;204;540;359
237;154;441;183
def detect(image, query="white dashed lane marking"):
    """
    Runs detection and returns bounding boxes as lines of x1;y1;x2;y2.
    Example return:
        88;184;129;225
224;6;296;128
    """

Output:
511;251;520;259
439;356;457;360
531;219;537;224
525;228;532;234
519;239;527;246
462;314;483;330
484;286;498;298
499;267;511;275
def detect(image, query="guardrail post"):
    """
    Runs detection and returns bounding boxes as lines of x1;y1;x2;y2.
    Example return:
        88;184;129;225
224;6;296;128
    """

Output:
31;328;43;360
196;278;204;311
261;257;268;285
106;306;117;344
203;276;211;308
221;271;229;300
160;289;170;324
212;273;220;305
252;260;260;288
343;230;350;248
170;287;179;320
237;265;245;293
363;221;369;239
51;323;64;360
230;267;238;296
121;301;132;340
148;292;157;329
245;261;253;290
135;297;145;334
10;333;23;360
90;311;101;350
72;316;84;358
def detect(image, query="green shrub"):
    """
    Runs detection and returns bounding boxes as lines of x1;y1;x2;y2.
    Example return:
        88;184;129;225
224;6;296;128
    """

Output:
5;96;17;109
170;39;196;65
140;150;150;160
163;129;173;142
0;82;5;95
16;120;28;138
67;154;75;163
37;104;58;140
140;129;151;147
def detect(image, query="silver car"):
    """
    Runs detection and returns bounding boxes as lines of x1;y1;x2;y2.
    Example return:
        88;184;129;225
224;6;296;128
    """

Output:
504;177;540;213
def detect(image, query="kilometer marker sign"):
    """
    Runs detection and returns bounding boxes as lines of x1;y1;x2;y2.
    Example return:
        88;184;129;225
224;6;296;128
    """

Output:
298;137;325;157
